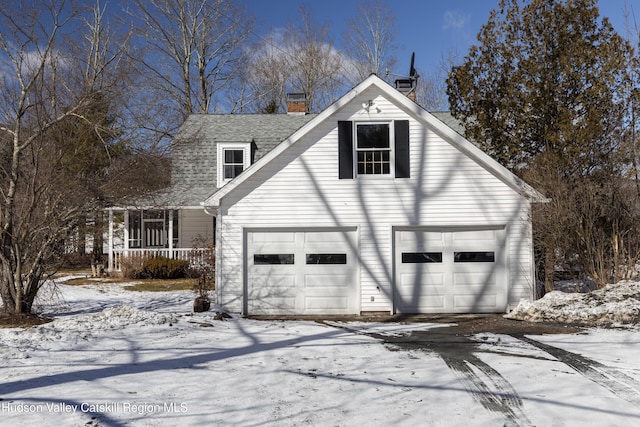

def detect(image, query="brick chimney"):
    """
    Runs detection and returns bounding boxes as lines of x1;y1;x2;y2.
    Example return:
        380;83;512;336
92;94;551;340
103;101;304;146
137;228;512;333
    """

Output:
395;78;417;102
286;93;307;114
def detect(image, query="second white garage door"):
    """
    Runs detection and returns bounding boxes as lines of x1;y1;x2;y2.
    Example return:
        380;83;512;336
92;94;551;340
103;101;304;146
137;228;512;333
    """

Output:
394;228;507;313
247;229;358;315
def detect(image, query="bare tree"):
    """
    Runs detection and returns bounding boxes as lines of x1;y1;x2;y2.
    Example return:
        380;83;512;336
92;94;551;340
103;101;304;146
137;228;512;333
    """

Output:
0;0;131;315
343;0;397;84
242;6;348;113
234;32;290;113
414;51;459;111
283;6;347;113
129;0;254;135
413;69;446;111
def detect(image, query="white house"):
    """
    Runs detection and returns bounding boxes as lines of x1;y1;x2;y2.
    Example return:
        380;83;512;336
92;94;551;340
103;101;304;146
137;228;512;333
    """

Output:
108;74;545;315
202;75;546;315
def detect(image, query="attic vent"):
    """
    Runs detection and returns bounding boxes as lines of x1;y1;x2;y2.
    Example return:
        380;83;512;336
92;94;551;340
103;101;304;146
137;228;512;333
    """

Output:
286;93;307;115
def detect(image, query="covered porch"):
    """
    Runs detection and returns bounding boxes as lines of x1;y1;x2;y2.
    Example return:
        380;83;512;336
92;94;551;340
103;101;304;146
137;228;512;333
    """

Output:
106;207;215;272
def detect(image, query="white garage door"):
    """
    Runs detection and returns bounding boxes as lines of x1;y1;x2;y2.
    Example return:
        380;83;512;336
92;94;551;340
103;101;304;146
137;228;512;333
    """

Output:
394;228;507;313
247;229;358;315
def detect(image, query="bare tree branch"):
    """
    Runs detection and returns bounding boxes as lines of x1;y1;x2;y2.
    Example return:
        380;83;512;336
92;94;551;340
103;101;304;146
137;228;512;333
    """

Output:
129;0;253;135
343;0;398;84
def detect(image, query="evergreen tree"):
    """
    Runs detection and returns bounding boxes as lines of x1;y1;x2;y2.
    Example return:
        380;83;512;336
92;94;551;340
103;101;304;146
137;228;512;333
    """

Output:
447;0;630;174
446;0;638;290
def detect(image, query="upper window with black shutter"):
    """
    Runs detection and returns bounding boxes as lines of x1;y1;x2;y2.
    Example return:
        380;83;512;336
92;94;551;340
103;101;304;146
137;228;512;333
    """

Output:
356;123;391;175
338;120;410;179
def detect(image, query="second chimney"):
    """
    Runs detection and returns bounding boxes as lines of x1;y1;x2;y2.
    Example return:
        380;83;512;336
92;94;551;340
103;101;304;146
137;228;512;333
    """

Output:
286;93;307;114
395;78;417;102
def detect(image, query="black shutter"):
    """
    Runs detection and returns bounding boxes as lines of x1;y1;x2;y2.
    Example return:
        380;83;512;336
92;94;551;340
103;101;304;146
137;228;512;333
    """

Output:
338;121;353;179
394;120;410;178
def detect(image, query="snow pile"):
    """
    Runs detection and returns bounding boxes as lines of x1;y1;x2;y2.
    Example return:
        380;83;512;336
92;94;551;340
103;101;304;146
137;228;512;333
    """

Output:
506;280;640;326
53;305;177;331
0;306;177;358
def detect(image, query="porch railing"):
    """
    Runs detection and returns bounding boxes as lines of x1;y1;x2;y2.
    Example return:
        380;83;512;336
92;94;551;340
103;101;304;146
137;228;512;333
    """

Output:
110;248;214;272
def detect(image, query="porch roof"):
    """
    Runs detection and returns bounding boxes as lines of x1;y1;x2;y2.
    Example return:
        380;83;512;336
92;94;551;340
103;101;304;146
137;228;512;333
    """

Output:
131;185;217;209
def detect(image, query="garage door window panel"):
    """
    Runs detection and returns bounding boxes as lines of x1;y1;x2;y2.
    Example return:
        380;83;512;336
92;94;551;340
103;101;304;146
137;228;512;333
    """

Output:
454;252;495;263
253;254;295;265
306;254;347;264
401;252;443;263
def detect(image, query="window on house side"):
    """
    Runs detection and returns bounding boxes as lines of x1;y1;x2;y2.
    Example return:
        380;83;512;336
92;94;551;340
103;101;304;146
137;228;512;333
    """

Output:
223;149;245;179
356;123;390;175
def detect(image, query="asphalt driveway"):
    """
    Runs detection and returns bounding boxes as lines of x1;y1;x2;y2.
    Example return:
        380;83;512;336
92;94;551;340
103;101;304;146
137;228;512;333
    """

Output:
342;315;640;427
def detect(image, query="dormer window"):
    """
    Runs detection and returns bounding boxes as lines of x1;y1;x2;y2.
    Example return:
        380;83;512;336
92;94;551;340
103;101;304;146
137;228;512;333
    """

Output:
224;149;244;179
217;143;250;187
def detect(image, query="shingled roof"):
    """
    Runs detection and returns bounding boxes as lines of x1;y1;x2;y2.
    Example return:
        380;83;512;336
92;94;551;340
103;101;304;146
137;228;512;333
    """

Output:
430;111;466;137
148;114;317;208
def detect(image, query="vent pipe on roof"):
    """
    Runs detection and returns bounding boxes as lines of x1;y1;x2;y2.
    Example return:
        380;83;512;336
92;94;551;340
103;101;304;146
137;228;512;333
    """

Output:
286;93;307;115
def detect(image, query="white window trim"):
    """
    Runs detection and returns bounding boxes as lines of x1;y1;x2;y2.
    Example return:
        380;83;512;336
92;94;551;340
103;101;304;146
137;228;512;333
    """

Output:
354;121;395;178
217;142;251;188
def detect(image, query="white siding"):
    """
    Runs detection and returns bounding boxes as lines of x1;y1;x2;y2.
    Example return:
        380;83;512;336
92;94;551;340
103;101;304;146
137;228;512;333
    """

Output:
179;210;214;248
218;88;535;313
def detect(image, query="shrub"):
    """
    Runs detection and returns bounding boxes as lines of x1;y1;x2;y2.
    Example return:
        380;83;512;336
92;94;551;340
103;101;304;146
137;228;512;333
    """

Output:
141;257;189;279
59;253;93;269
119;255;147;279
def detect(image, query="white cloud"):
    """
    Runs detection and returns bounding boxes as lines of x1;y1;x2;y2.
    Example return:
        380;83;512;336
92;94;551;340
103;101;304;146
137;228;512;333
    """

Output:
0;44;69;88
442;9;470;31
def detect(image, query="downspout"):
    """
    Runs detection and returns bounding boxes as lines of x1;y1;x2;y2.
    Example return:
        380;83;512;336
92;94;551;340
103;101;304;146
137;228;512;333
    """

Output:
203;204;219;306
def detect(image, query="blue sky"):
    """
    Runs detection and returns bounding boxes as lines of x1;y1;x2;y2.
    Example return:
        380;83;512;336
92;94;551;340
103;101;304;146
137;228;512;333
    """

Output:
245;0;637;76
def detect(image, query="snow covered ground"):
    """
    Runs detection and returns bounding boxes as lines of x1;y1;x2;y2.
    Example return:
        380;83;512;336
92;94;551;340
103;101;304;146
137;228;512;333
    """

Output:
1;278;640;426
